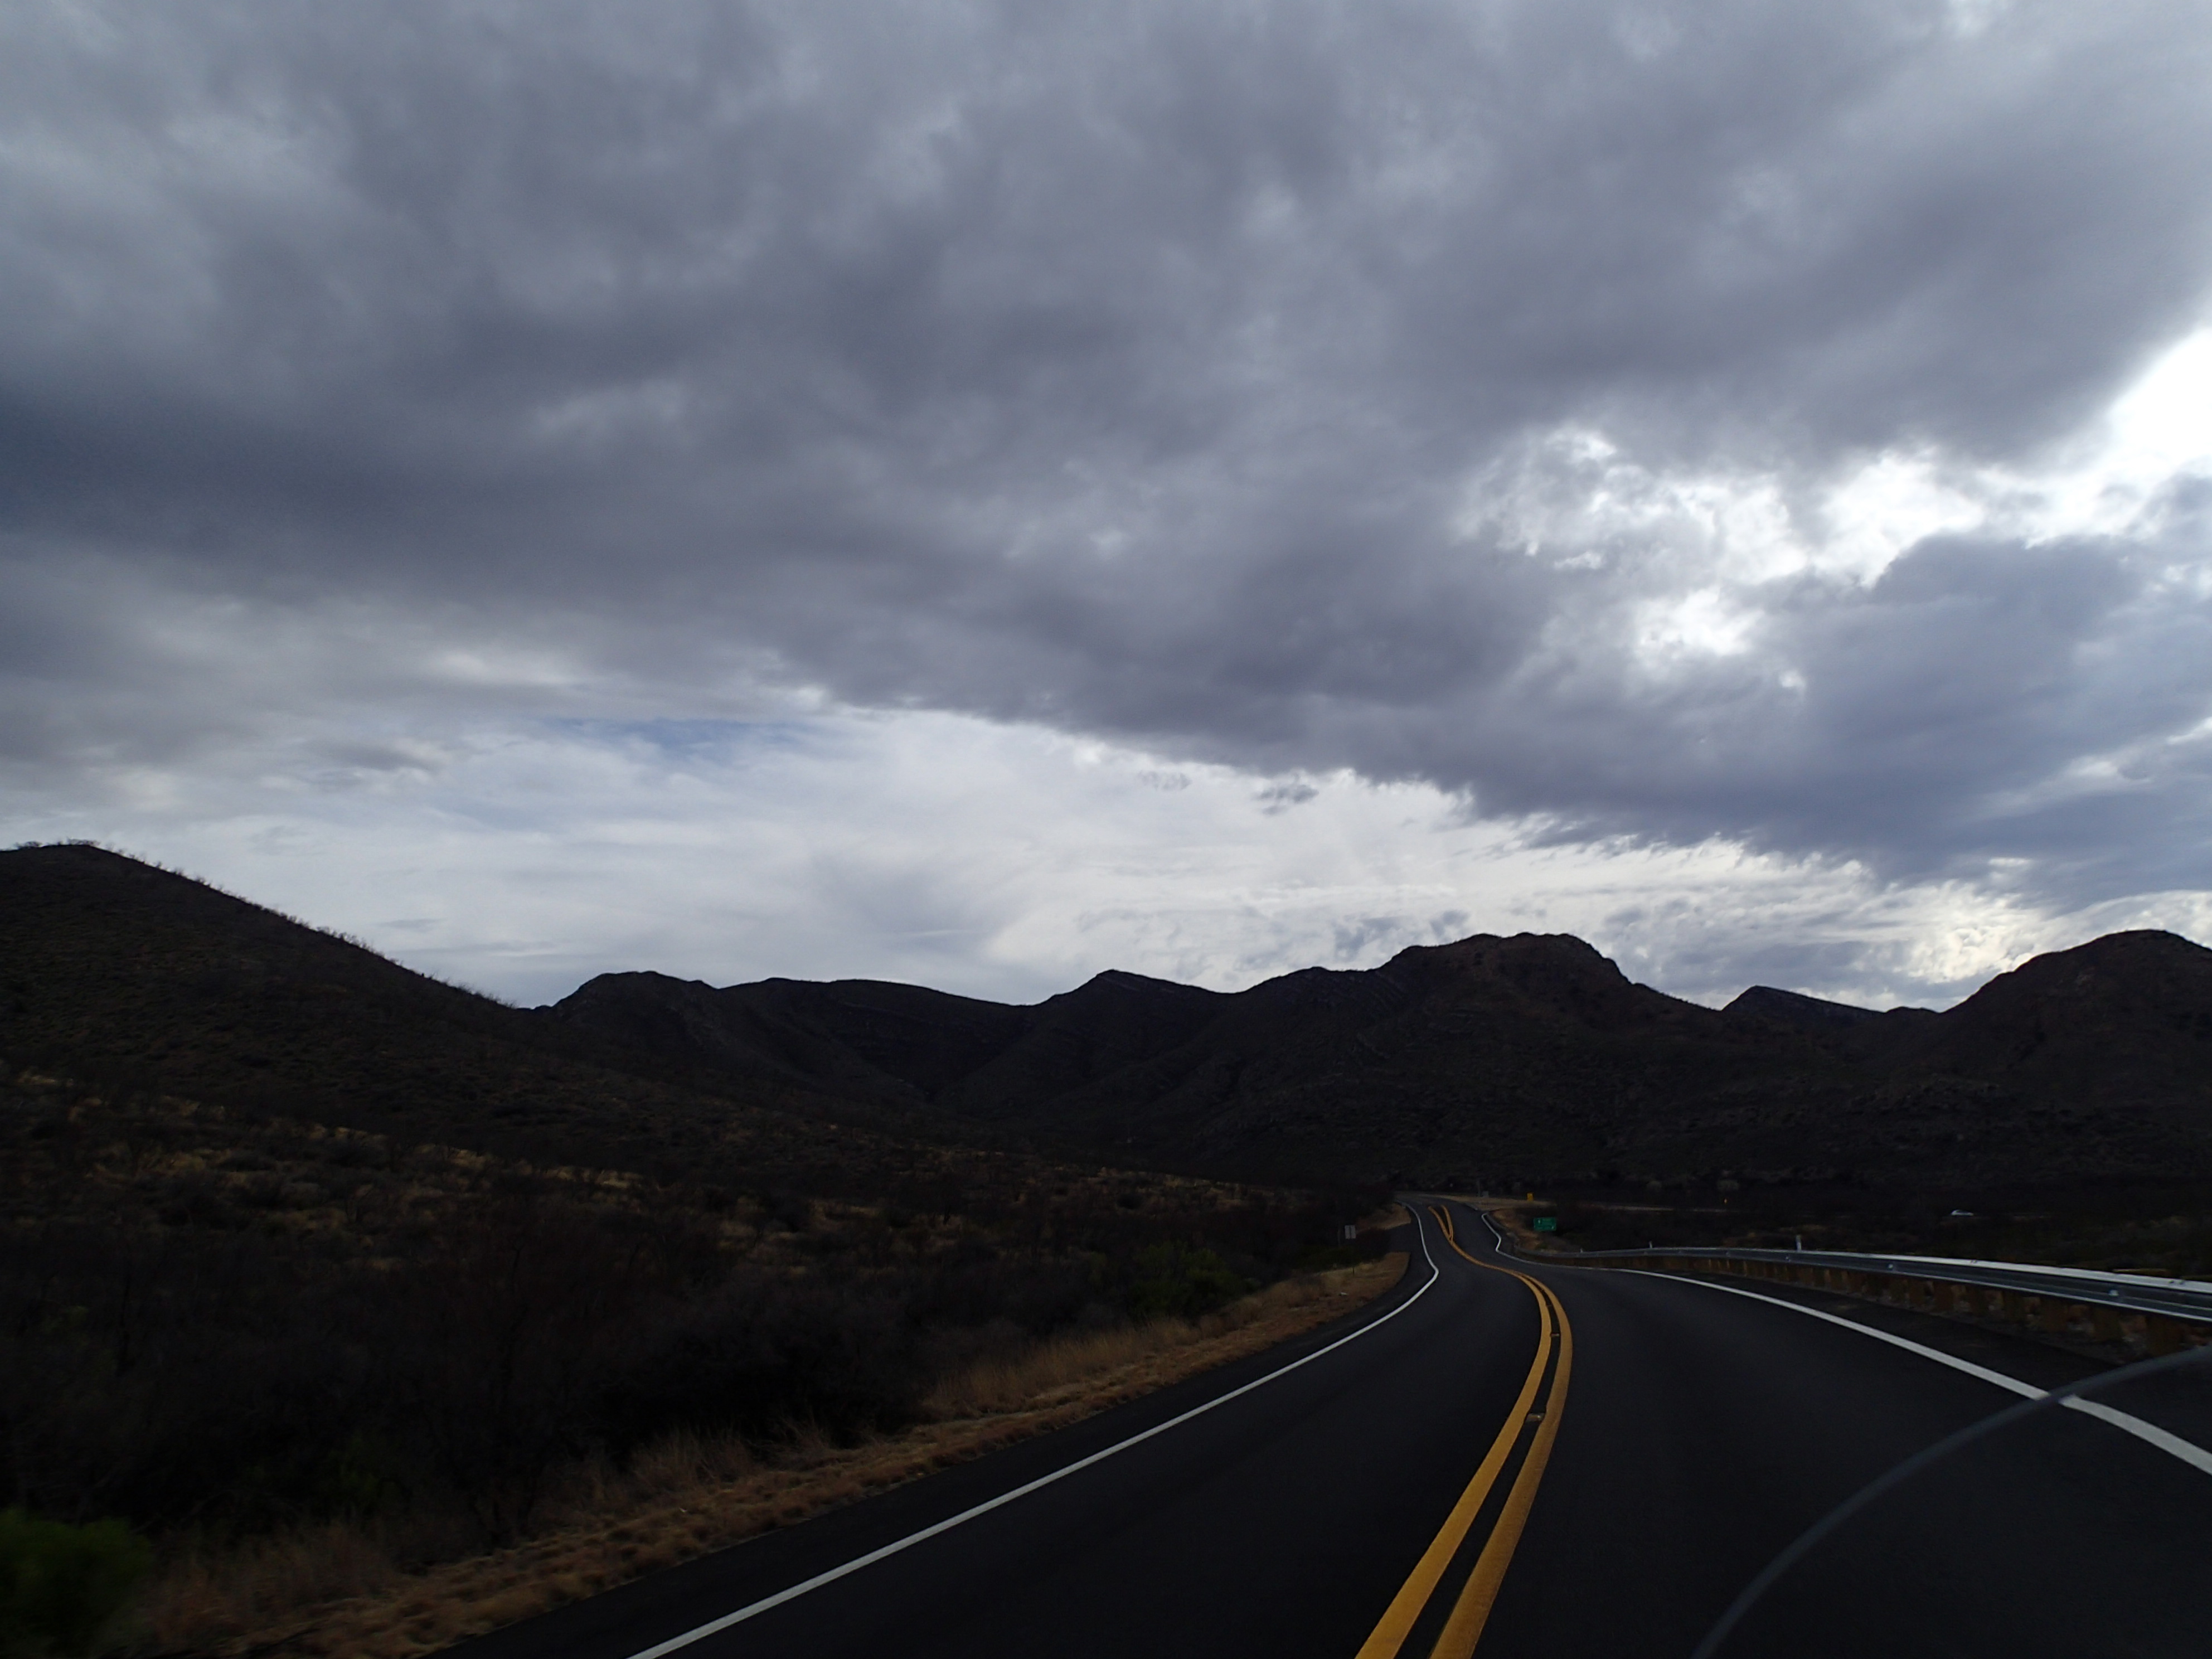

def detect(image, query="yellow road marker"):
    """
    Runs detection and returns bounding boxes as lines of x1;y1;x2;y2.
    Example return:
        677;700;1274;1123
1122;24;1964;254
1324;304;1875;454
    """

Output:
1355;1205;1574;1658
1430;1276;1572;1657
1354;1241;1551;1657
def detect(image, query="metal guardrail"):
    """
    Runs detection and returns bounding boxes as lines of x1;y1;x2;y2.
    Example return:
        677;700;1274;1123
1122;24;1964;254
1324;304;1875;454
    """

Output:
1473;1213;2212;1353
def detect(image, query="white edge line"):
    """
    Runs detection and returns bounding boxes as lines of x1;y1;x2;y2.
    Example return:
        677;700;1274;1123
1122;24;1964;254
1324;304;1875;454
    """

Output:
2064;1398;2212;1477
1622;1270;2044;1398
622;1217;1447;1659
1625;1270;2212;1480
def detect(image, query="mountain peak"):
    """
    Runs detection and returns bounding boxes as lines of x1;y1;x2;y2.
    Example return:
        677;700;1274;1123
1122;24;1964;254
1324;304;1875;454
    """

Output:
1723;985;1886;1031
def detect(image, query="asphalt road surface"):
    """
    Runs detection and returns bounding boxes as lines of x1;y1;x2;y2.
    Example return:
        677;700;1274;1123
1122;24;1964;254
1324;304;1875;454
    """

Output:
462;1200;2212;1658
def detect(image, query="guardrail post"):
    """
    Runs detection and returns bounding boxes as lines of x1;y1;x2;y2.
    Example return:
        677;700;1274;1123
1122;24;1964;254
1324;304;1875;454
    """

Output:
2145;1314;2184;1357
2092;1304;2124;1343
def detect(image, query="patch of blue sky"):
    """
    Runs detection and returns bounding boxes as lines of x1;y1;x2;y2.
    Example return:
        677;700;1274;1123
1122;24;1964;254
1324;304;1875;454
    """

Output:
541;716;823;759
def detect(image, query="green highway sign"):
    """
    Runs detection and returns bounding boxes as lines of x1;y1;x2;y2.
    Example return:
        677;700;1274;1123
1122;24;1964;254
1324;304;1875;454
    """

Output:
1533;1216;1558;1232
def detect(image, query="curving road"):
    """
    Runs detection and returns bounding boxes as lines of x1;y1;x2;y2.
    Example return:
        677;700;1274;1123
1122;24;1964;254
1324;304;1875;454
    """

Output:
461;1200;2212;1658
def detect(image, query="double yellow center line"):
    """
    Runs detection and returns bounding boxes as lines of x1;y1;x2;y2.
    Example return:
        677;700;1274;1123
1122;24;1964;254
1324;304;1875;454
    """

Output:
1355;1205;1574;1659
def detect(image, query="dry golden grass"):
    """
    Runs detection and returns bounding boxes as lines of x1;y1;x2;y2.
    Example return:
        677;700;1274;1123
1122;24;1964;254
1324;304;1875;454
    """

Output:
147;1254;1406;1658
151;1522;405;1644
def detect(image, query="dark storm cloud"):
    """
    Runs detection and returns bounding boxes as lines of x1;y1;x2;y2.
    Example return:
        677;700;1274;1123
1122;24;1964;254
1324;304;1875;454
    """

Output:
5;0;2212;908
1495;531;2212;889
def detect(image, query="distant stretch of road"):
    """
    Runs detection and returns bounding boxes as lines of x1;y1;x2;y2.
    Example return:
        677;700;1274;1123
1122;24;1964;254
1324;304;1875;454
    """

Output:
462;1201;2212;1659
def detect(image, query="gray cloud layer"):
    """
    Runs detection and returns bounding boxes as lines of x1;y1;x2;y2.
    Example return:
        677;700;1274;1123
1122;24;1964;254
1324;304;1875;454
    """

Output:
6;0;2211;922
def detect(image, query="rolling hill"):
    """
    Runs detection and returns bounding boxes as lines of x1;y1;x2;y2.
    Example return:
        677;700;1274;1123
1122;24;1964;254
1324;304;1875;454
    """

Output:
0;842;1026;1197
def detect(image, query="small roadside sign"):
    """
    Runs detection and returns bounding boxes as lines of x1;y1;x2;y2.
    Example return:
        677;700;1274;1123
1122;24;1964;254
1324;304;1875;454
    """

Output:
1342;1223;1358;1241
1533;1216;1558;1233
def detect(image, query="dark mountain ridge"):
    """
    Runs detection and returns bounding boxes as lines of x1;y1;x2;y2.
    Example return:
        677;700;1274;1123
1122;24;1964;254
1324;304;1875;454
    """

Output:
0;843;979;1191
8;843;2211;1190
552;924;2212;1188
1725;984;1899;1031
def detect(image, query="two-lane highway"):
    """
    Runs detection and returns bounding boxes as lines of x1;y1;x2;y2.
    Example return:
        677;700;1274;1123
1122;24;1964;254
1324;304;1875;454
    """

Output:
462;1201;2211;1658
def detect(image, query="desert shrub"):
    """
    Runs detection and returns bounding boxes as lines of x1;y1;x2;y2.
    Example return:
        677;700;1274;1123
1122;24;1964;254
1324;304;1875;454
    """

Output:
760;1190;813;1232
375;1202;658;1544
153;1172;235;1229
595;1275;921;1453
1293;1241;1367;1272
900;1257;1094;1336
0;1510;151;1657
1120;1245;1252;1320
232;1174;290;1211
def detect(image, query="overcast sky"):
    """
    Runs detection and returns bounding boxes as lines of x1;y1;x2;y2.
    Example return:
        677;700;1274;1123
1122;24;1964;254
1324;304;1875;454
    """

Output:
5;0;2210;1010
